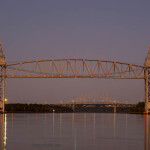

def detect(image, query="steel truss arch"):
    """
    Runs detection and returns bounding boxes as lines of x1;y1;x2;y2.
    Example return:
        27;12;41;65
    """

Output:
5;59;145;79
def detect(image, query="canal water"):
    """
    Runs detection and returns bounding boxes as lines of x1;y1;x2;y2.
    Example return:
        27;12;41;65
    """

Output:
0;113;150;150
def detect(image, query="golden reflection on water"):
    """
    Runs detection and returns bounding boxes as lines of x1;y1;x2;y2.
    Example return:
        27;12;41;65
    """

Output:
59;113;62;137
4;114;7;149
11;113;13;129
145;114;149;150
53;112;55;135
0;114;7;150
93;113;96;140
113;113;116;138
72;113;74;137
84;113;86;137
125;114;128;137
72;113;76;150
1;113;150;150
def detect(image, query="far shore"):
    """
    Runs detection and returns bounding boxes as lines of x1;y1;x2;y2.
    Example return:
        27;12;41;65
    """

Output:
0;103;142;114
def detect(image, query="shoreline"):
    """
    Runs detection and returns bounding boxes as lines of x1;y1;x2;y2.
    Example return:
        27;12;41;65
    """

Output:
0;102;146;114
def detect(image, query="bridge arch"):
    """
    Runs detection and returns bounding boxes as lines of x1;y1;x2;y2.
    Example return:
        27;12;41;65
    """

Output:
5;59;145;79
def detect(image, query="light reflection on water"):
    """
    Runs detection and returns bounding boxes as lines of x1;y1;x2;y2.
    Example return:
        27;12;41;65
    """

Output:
0;114;7;150
0;113;150;150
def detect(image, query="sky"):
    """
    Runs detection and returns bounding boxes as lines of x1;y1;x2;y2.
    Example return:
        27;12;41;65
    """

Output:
0;0;150;104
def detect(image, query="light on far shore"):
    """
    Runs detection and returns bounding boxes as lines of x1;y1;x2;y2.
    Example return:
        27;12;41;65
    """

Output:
4;98;7;104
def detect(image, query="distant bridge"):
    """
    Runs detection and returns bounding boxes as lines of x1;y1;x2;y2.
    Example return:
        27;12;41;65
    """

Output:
49;93;135;105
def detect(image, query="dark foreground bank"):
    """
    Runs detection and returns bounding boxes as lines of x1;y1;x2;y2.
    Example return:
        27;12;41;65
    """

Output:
4;103;139;113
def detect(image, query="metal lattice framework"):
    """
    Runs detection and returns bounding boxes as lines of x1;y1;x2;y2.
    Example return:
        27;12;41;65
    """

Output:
0;43;6;113
0;69;5;111
4;59;145;79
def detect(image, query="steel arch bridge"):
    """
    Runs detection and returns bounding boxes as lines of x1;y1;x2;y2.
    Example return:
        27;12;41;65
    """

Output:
71;93;119;104
65;93;134;105
0;43;150;113
48;93;128;105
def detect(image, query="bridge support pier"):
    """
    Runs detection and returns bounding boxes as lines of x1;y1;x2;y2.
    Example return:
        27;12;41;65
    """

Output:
0;74;5;113
145;69;150;113
0;43;6;113
145;46;150;113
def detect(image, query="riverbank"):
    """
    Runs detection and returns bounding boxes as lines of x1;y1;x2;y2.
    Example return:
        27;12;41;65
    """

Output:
128;102;145;114
3;103;137;113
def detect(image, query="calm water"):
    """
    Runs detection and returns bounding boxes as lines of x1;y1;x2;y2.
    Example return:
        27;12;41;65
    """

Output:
0;113;150;150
